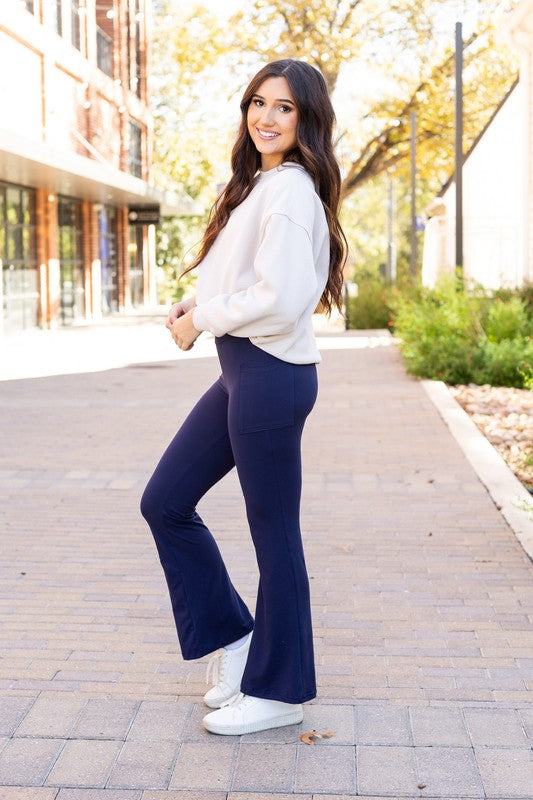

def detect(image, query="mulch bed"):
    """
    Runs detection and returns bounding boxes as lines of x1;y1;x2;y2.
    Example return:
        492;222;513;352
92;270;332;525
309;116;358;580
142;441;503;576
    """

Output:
449;384;533;494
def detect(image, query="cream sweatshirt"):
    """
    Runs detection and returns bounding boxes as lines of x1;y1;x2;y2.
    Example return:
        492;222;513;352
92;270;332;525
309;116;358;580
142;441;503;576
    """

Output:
191;161;330;364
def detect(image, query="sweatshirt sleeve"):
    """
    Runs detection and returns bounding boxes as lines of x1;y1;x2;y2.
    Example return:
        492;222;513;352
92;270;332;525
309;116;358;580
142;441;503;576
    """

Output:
191;212;319;338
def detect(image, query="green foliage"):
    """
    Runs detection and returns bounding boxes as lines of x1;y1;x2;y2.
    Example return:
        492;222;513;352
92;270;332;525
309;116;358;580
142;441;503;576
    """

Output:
346;272;393;330
519;365;533;390
156;221;200;303
391;275;532;388
472;337;533;388
483;297;531;342
392;276;482;384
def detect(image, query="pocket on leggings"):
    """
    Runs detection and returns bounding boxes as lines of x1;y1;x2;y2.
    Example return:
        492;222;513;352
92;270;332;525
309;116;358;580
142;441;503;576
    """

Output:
238;363;294;434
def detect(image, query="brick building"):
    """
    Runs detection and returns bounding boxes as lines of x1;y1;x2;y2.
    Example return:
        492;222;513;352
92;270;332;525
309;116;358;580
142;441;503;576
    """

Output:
0;0;199;333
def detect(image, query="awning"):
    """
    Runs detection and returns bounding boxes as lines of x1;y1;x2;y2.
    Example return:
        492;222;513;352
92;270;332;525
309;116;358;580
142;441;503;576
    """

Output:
0;127;204;217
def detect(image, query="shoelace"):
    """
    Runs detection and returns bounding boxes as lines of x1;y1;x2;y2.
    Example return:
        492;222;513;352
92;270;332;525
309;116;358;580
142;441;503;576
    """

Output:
220;691;255;708
205;648;226;687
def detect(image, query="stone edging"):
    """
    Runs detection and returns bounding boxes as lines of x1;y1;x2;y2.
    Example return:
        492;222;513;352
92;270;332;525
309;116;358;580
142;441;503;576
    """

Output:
421;379;533;562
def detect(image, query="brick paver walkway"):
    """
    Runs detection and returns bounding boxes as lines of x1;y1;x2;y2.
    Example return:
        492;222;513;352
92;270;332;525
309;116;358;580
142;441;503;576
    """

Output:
0;328;532;799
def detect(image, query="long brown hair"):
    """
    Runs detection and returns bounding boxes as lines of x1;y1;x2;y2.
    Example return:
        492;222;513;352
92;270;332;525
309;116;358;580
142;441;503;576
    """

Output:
181;58;348;315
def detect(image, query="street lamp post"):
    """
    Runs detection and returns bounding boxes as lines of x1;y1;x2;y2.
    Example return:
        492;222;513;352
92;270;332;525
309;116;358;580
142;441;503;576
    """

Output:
455;21;464;287
386;172;396;284
410;111;417;279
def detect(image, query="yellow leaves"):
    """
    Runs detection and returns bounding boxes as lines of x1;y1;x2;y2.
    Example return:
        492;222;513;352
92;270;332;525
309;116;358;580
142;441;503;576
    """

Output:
299;728;335;745
154;0;520;207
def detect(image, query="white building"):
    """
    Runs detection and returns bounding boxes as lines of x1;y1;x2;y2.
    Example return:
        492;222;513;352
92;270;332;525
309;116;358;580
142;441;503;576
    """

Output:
422;0;533;290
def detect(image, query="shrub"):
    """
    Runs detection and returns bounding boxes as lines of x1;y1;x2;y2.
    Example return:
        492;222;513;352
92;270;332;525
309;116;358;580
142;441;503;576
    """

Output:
354;271;533;388
391;275;533;387
472;337;533;388
346;276;392;329
392;276;482;384
483;297;531;343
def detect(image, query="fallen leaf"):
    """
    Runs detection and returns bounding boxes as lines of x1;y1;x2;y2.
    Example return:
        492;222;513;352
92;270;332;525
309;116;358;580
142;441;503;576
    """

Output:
418;783;427;789
299;728;334;745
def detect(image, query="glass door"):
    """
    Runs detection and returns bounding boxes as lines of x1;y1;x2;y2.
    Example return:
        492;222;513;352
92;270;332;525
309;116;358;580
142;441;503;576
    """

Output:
1;183;38;332
98;205;118;314
128;224;144;307
58;196;84;323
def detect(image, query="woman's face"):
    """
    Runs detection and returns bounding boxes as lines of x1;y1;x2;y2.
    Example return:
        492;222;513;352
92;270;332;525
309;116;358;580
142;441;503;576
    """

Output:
247;76;298;171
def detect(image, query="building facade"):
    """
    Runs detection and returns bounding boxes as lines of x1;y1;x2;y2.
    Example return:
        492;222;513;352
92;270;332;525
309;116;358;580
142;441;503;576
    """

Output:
421;82;523;290
422;0;533;291
503;0;533;290
0;0;199;333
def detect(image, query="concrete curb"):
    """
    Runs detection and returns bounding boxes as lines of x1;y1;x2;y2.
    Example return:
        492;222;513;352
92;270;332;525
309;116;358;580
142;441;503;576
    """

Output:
421;379;533;562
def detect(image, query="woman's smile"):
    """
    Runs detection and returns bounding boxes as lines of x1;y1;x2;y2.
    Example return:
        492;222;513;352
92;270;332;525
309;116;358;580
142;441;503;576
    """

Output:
247;76;298;170
257;128;281;140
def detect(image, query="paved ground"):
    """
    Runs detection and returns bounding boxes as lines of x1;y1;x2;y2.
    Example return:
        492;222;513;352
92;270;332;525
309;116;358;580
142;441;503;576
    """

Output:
0;322;532;799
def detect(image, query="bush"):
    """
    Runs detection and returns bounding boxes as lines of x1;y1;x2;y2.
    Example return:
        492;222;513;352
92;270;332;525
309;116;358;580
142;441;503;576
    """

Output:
346;276;392;329
392;276;482;384
391;276;533;388
483;297;531;343
472;337;533;388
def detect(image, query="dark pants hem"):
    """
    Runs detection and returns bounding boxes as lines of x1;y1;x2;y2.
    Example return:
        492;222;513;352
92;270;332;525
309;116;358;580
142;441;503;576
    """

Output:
181;624;255;661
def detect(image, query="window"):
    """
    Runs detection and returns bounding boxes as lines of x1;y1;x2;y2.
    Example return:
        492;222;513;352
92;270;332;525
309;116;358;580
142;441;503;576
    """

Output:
128;121;142;179
98;206;118;314
95;1;114;77
134;0;142;98
96;26;113;76
58;197;84;323
127;0;143;97
54;0;62;36
71;0;80;50
0;182;38;332
128;225;144;307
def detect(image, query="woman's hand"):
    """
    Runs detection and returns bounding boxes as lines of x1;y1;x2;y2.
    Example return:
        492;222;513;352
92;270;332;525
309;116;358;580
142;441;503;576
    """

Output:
170;309;201;351
166;296;196;331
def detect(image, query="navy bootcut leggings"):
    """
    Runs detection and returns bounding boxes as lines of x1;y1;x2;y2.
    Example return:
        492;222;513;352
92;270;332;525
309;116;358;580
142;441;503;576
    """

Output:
140;333;318;704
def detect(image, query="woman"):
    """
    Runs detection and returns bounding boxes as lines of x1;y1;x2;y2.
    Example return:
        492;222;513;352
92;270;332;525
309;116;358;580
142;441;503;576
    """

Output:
141;58;347;736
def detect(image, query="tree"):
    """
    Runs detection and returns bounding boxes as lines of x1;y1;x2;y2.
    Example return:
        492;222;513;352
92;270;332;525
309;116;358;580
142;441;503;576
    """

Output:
156;0;518;196
151;1;232;299
151;0;519;292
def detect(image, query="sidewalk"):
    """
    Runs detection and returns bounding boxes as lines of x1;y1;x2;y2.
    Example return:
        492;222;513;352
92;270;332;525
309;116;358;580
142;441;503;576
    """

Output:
0;323;532;799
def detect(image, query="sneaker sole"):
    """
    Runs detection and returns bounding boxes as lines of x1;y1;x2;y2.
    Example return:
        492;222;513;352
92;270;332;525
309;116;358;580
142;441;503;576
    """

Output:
203;709;303;735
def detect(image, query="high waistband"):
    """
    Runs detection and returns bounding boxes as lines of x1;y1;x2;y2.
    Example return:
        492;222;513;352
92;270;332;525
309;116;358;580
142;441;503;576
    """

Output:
215;333;318;371
215;333;286;370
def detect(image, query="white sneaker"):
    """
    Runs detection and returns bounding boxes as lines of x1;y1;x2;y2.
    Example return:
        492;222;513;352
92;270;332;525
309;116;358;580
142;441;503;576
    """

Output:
203;632;252;709
202;691;304;735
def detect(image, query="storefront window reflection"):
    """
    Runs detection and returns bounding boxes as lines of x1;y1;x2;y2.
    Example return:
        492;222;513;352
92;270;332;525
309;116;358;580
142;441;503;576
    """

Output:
128;225;144;307
98;205;118;314
58;196;84;323
1;182;38;332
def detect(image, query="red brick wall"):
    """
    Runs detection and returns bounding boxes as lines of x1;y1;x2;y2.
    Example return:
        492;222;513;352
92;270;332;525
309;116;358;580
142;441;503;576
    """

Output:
0;0;154;329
